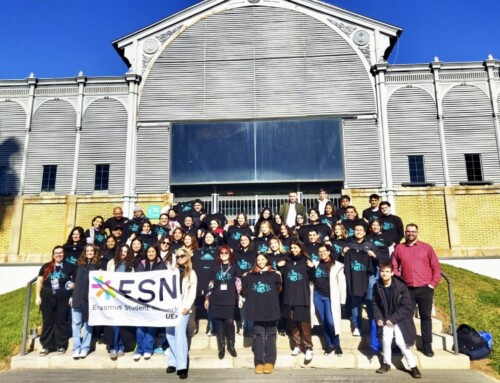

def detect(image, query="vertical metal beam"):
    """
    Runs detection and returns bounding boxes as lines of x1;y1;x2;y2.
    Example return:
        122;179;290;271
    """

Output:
19;74;37;195
431;59;451;186
485;56;500;168
70;72;86;195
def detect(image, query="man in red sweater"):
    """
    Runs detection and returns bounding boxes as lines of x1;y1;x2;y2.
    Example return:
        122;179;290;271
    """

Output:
392;223;441;358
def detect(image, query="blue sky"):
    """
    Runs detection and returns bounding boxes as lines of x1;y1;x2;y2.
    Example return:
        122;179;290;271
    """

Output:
1;0;499;79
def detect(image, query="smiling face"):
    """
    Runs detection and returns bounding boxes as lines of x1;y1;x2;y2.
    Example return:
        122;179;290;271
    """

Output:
131;240;142;253
370;220;381;234
159;214;169;226
173;229;183;241
183;235;193;248
176;250;189;266
119;246;128;259
256;254;268;269
346;207;356;220
280;225;289;237
262;209;271;219
236;214;246;226
379;265;394;284
106;236;116;249
325;204;333;215
309;210;319;221
72;230;81;243
209;220;219;231
269;238;279;252
142;222;151;233
92;217;103;229
308;230;319;244
240;235;250;249
52;247;64;264
261;222;270;235
113;208;123;220
219;249;230;264
204;232;215;246
290;243;301;257
146;246;157;261
318;246;330;261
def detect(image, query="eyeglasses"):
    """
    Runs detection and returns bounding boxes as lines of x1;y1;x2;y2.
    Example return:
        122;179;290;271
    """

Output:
177;254;187;259
220;251;229;255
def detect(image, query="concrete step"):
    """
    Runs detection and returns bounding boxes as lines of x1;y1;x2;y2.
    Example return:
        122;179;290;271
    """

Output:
11;347;469;370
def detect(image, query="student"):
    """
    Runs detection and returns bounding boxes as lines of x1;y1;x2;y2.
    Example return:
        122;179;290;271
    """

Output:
157;235;172;261
311;244;346;356
84;216;107;249
254;208;279;237
330;223;348;262
225;212;253;252
343;224;377;336
266;237;288;336
165;248;198;380
278;224;293;252
372;262;422;379
335;195;351;221
204;245;240;359
297;208;331;243
101;235;117;266
362;194;381;223
135;219;158;250
341;206;368;238
70;244;103;359
36;246;74;356
379;201;404;249
254;221;275;253
242;253;282;374
192;232;218;336
63;227;86;266
170;227;185;253
278;240;315;362
320;202;337;228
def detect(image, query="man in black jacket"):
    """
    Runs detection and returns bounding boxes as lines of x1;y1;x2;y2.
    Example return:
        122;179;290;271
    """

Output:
378;202;404;251
372;262;422;379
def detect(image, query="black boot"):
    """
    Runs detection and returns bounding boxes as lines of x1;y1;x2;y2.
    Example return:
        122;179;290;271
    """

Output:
216;321;226;359
177;369;188;379
226;325;237;357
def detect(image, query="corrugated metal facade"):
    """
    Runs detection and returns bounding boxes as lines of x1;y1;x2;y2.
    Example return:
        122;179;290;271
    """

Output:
387;87;445;185
25;100;76;195
77;98;128;195
343;118;381;188
443;85;500;184
139;6;375;122
0;102;26;194
135;125;170;194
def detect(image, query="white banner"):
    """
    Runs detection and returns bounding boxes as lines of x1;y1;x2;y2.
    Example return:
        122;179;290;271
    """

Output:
88;269;181;327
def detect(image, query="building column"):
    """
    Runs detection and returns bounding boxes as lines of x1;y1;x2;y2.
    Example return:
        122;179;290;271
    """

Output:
373;63;395;208
431;58;451;186
123;72;141;218
70;72;86;195
19;74;37;195
485;55;500;166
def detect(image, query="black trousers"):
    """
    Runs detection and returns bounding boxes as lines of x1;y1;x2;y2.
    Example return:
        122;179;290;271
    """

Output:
253;321;277;366
40;292;70;350
409;285;434;348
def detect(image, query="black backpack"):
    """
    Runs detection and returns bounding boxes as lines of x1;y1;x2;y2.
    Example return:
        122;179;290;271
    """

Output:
456;324;491;360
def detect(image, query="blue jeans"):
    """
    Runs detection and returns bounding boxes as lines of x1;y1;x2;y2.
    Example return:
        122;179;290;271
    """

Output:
165;313;190;370
365;268;379;322
313;290;339;347
71;307;93;352
136;327;157;355
351;295;364;331
112;326;125;352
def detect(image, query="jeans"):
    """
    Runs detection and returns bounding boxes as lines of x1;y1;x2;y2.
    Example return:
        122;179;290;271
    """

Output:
409;286;434;348
165;313;190;370
135;327;157;355
313;290;339;347
112;326;125;352
382;323;417;368
351;295;364;331
253;321;277;365
71;307;93;353
365;268;379;322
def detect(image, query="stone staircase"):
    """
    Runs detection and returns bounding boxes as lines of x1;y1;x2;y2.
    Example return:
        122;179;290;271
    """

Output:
11;316;469;370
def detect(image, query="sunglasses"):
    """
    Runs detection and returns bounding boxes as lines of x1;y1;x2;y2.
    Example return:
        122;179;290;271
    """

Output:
220;251;230;255
162;242;170;245
177;254;188;259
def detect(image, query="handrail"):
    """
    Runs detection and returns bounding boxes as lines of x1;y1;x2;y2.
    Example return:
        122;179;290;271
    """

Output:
440;271;459;355
21;276;39;356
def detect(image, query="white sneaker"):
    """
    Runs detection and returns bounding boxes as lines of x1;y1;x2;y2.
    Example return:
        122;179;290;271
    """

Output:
291;347;301;356
143;352;152;360
352;328;361;336
305;349;313;361
79;350;88;359
72;351;80;359
133;353;142;361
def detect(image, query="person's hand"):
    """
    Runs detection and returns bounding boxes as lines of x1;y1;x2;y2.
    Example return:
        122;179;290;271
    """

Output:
386;320;393;326
277;261;286;267
238;296;244;309
35;297;41;306
204;300;209;310
367;250;376;258
427;284;434;289
342;247;349;254
182;308;189;315
69;298;73;307
377;320;384;327
306;260;314;268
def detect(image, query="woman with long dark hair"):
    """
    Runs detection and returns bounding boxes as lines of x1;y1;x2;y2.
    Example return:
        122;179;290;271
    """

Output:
204;245;240;359
225;212;253;252
70;244;103;359
36;246;74;356
63;226;86;266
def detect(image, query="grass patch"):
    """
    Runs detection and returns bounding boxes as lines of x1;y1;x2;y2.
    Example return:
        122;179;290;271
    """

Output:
0;284;40;370
435;264;500;378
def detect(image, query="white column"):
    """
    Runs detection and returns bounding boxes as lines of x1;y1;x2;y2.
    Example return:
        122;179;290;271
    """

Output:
485;56;500;167
123;72;141;217
431;58;451;186
19;74;37;195
70;72;86;195
373;63;395;207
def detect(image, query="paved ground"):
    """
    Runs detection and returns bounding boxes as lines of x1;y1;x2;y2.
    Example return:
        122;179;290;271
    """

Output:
0;368;497;382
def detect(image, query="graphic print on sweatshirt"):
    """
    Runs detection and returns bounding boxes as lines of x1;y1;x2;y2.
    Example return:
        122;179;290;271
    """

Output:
257;243;269;253
351;260;367;272
65;256;77;265
309;251;320;263
287;269;304;282
201;252;215;261
237;259;252;272
232;232;242;241
216;271;233;282
252;281;271;294
50;270;67;280
315;267;328;279
129;223;139;233
382;221;395;231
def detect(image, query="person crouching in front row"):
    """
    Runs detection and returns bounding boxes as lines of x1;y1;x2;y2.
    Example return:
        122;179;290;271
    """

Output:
372;262;422;379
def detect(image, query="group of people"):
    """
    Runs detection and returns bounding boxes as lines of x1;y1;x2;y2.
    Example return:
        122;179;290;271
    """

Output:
35;190;441;379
